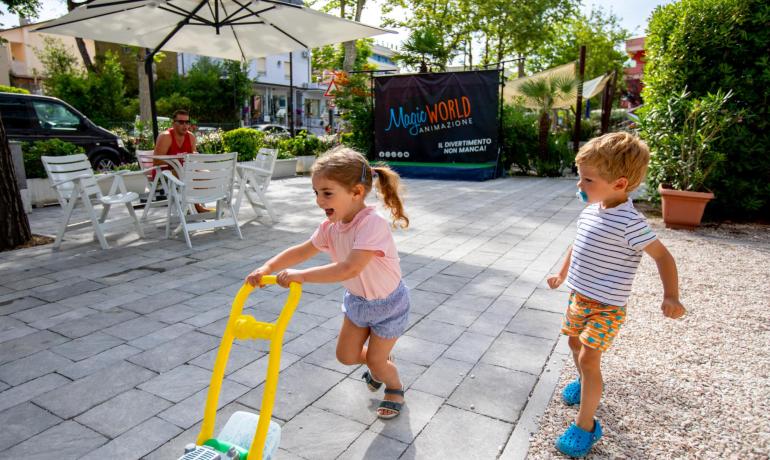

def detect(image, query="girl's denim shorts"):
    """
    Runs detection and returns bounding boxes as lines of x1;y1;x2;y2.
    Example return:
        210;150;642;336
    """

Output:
342;281;410;339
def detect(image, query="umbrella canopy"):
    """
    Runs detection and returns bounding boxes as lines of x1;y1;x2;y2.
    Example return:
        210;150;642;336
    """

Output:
35;0;391;138
35;0;392;61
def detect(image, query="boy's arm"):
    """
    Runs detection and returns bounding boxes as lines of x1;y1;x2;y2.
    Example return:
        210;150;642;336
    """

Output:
246;240;319;286
643;240;686;319
276;249;375;287
547;246;572;289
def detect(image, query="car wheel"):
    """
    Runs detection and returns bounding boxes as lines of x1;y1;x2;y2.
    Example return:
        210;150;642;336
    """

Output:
91;151;119;172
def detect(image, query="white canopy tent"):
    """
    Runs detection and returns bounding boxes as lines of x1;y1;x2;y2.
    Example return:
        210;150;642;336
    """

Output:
503;61;611;110
36;0;392;138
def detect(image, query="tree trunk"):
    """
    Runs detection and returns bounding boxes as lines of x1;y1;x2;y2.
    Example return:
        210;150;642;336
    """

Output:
138;50;152;126
467;34;473;69
538;112;550;161
67;0;95;73
0;116;32;251
341;0;366;72
342;41;357;72
517;53;525;78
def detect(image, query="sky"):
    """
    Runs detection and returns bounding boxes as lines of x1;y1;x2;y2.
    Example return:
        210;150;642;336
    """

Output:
1;0;673;48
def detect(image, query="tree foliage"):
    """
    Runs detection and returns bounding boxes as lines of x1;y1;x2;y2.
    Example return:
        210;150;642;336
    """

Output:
474;0;577;67
518;74;576;162
382;0;471;69
528;7;628;80
0;0;40;19
154;57;252;123
311;39;373;78
641;0;770;218
37;37;128;126
395;27;452;73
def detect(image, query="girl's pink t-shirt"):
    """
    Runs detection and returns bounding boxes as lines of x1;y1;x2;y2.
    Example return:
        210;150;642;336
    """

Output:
310;206;401;300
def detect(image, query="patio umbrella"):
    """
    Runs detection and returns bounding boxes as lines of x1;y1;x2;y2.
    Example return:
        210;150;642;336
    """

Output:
36;0;392;138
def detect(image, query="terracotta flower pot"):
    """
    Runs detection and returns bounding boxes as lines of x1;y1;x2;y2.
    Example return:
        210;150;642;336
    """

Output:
658;185;714;230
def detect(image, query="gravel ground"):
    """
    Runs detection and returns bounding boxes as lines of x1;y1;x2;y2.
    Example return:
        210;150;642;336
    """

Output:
527;219;770;459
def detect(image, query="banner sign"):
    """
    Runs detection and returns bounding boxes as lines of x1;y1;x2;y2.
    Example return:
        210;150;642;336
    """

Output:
374;70;499;163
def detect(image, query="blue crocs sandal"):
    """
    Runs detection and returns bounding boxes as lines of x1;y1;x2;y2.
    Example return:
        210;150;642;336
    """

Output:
562;378;581;406
555;420;603;458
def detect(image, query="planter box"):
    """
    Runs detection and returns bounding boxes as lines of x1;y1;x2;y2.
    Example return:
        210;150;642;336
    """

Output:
295;155;316;175
658;185;714;230
29;173;148;208
28;178;60;207
272;158;298;179
97;173;148;196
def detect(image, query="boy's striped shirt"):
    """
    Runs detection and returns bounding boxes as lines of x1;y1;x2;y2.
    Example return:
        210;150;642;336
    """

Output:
566;198;657;306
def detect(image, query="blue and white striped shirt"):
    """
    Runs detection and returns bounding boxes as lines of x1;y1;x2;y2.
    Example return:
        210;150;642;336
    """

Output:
566;198;657;306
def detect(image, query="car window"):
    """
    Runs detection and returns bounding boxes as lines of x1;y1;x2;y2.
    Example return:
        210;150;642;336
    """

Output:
0;97;34;130
31;101;82;131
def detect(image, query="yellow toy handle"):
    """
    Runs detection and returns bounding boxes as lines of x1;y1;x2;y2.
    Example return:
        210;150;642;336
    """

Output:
197;276;302;459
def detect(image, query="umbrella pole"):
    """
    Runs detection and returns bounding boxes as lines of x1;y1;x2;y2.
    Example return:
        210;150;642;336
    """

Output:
145;53;159;143
289;52;294;137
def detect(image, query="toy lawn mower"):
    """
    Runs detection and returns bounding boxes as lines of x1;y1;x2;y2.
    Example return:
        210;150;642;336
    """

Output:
178;276;301;460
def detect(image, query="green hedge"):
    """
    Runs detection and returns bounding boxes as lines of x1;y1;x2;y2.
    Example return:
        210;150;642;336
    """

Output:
221;128;265;161
641;0;770;218
0;85;30;94
23;140;85;179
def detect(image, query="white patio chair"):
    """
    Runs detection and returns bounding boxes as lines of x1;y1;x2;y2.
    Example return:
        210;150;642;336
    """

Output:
42;154;144;250
136;149;169;222
235;148;278;221
164;153;243;248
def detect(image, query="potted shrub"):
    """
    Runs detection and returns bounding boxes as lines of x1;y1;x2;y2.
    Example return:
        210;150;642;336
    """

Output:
640;89;740;229
279;130;322;174
196;128;225;154
222;127;265;161
273;142;297;179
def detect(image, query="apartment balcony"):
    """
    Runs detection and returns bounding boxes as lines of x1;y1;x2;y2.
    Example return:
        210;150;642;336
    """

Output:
11;60;30;77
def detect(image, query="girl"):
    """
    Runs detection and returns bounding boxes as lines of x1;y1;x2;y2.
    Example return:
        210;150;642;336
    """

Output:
246;146;410;419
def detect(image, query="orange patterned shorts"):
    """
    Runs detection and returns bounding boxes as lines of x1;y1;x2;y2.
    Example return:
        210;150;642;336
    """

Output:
561;290;626;352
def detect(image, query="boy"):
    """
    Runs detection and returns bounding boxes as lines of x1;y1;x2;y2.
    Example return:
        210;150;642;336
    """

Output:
547;132;686;457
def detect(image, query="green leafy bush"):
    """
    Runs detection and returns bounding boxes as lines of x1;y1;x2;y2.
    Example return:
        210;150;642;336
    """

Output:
641;89;739;193
111;162;140;172
500;104;539;174
642;0;770;217
535;133;572;177
222;128;265;161
0;85;30;94
276;130;325;159
23;139;85;179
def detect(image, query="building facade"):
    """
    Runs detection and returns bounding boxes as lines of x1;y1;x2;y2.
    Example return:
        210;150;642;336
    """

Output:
178;50;327;133
0;20;95;93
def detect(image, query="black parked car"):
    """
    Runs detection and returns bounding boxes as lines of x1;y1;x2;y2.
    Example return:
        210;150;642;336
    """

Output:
0;93;131;171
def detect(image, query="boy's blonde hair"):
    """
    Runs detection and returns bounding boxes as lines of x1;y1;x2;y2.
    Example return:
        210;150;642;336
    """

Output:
312;146;409;228
575;132;650;192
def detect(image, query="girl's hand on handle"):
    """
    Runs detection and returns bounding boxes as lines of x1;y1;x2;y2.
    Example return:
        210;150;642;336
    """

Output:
276;269;305;288
246;266;271;287
546;274;564;289
661;297;686;319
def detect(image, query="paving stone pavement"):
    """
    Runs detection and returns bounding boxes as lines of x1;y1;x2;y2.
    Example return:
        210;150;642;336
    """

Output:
0;175;582;459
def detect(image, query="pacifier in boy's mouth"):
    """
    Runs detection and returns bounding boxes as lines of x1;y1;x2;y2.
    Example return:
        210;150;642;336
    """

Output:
576;190;588;203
